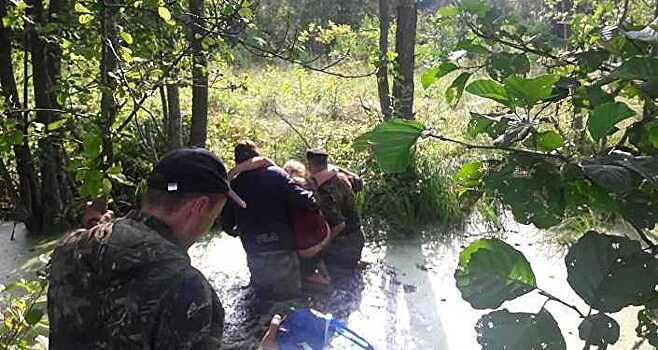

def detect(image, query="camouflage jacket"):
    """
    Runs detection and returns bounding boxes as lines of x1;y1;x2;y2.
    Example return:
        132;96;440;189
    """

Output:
314;173;361;235
47;210;224;350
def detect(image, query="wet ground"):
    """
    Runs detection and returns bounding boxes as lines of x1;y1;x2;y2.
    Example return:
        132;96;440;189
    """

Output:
1;219;651;349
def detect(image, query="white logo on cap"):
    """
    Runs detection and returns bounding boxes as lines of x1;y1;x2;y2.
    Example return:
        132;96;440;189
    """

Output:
167;182;178;191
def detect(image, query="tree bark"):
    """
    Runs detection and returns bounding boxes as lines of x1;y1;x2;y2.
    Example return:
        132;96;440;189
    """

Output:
377;0;392;120
166;84;183;150
189;0;209;147
0;1;42;232
99;0;120;167
391;0;417;120
27;0;71;233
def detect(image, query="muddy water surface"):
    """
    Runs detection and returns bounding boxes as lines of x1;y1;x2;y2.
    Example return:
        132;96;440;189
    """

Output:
1;219;650;349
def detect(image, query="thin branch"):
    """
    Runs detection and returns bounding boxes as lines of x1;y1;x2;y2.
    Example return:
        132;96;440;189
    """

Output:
425;132;569;162
272;103;312;149
538;289;586;318
235;37;377;79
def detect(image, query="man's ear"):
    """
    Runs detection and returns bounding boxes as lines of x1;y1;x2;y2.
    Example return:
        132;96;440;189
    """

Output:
193;195;211;213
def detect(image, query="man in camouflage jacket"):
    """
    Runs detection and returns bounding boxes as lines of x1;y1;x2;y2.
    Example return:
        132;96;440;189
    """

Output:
47;148;246;349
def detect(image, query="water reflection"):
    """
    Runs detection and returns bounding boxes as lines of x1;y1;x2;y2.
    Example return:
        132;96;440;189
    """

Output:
189;222;646;350
0;221;648;349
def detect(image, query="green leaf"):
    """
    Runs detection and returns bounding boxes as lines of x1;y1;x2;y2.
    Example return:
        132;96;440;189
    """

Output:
612;57;658;82
503;74;560;108
81;170;103;198
588;102;636;141
353;119;425;174
238;7;253;19
466;112;495;138
25;308;44;326
573;85;614;109
120;32;133;45
102;178;113;195
157;6;172;21
47;118;67;132
455;238;536;309
3;16;13;28
465;79;509;107
78;14;94;24
578;313;620;346
461;0;489;17
83;132;102;159
565;231;658;312
454;161;483;196
74;2;90;13
575;50;609;74
485;155;565;228
446;72;471;109
421;62;458;89
476;309;566;350
486;52;530;82
534;130;563;152
437;6;461;18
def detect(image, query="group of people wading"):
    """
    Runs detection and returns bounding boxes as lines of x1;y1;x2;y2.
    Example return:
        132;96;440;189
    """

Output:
46;141;364;349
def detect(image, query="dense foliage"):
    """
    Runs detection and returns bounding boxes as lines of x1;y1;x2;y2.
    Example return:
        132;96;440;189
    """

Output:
356;0;658;348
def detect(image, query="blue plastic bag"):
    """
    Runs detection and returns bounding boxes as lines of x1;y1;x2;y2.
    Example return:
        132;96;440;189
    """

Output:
276;308;374;350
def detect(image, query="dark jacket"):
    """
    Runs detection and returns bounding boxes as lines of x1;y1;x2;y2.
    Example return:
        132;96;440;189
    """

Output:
47;211;224;350
221;165;317;253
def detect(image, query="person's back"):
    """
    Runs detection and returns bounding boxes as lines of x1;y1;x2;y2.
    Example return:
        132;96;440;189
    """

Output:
48;211;224;349
229;165;300;253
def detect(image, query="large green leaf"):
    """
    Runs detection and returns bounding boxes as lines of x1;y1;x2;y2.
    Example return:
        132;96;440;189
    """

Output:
565;231;658;312
503;74;560;109
465;79;510;107
573;85;614;109
475;309;566;350
455;238;536;309
612;57;658;82
421;62;458;89
578;313;620;346
354;119;425;173
446;72;471;109
454;161;484;196
484;155;565;228
588;102;636;141
486;52;530;82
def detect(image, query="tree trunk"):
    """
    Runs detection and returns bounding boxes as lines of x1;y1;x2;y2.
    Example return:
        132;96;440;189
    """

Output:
0;1;42;232
166;84;183;150
189;0;208;147
377;0;392;120
27;0;71;233
99;0;120;167
391;0;417;120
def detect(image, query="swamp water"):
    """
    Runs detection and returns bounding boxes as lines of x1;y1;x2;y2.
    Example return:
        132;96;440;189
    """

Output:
1;220;649;349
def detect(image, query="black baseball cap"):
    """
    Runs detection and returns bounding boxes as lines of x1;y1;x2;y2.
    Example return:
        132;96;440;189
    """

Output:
148;147;246;208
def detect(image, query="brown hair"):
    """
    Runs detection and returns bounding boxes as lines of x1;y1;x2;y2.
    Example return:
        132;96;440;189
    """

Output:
234;140;261;164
